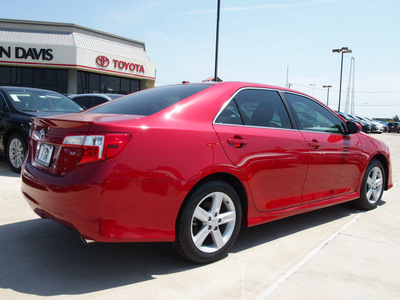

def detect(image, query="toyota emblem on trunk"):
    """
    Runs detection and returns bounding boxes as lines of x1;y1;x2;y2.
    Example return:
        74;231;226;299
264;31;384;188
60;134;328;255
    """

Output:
39;129;46;140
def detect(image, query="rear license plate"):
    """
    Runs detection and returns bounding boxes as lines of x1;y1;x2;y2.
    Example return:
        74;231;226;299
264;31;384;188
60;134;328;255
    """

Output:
36;143;54;167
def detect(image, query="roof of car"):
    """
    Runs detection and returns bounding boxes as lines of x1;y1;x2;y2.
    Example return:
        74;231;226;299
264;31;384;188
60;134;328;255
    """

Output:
68;93;124;98
0;86;62;93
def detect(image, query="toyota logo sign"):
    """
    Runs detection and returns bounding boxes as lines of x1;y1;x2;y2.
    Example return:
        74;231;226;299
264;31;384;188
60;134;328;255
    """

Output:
96;56;110;67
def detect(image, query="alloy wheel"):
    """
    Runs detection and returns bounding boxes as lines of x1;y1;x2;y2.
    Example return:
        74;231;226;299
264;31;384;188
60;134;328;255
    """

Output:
9;137;25;169
190;191;236;253
365;166;383;205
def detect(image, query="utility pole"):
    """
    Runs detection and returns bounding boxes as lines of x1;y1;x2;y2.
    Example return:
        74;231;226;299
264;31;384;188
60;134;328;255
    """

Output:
213;0;221;82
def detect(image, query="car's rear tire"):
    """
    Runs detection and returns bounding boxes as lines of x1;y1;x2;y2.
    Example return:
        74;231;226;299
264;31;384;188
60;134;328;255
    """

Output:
174;181;242;264
6;133;27;173
355;159;385;210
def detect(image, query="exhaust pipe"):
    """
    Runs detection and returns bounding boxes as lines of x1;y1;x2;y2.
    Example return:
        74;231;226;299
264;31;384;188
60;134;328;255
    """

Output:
80;235;96;244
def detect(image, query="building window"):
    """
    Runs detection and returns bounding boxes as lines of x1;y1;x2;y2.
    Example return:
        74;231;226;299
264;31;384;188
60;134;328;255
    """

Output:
77;71;140;94
88;73;100;93
0;66;68;94
0;67;10;85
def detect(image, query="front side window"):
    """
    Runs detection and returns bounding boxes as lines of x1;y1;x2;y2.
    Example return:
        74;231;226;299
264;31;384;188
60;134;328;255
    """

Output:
215;89;292;129
284;93;345;133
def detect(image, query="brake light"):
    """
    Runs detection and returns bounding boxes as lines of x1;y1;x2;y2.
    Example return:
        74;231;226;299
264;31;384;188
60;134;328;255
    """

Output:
62;133;131;165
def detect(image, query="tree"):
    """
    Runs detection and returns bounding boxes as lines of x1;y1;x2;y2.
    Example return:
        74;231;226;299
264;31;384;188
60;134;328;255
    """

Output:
393;115;400;122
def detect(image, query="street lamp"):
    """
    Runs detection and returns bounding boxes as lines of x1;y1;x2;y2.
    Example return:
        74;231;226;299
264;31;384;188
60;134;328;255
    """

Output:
309;83;316;96
323;85;332;106
332;47;352;112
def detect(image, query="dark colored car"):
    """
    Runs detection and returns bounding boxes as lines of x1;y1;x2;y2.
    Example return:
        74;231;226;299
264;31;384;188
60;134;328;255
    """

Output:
0;86;83;172
378;121;389;132
68;93;124;109
338;112;371;133
362;117;385;133
21;82;392;263
348;114;375;133
388;122;400;133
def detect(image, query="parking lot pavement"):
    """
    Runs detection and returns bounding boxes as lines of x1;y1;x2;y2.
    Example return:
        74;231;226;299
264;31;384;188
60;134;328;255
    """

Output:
1;133;400;299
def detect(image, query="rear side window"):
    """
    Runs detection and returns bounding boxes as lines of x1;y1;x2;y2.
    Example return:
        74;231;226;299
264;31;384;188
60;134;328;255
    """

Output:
214;100;242;125
91;96;106;107
215;89;292;129
88;84;212;116
73;96;92;108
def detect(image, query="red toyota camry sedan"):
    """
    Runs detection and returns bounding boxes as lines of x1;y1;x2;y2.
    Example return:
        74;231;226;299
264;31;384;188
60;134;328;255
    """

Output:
21;82;392;263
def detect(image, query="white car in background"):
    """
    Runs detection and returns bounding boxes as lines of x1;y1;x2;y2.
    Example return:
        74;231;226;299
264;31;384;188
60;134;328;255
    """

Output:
362;116;385;133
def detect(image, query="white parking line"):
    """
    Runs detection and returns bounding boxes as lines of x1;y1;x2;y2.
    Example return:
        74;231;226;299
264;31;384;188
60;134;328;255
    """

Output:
256;180;400;300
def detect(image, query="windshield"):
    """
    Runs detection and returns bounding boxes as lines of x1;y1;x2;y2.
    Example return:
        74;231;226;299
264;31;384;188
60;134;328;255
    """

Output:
88;84;213;116
6;89;83;113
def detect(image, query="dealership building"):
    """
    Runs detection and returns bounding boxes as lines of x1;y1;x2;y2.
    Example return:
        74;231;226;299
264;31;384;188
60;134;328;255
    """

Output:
0;19;156;95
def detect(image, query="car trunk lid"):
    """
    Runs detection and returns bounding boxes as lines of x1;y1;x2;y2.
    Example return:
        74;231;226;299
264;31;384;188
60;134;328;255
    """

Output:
28;113;139;176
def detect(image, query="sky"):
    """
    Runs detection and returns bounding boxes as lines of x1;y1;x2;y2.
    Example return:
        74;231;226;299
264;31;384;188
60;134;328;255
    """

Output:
1;0;400;118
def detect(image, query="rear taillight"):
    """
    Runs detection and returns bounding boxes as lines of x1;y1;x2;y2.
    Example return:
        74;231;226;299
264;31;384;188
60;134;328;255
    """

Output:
62;133;131;165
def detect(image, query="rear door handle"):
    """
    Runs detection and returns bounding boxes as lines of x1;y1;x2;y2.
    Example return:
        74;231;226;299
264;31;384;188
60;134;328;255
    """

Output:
227;137;248;148
308;139;321;150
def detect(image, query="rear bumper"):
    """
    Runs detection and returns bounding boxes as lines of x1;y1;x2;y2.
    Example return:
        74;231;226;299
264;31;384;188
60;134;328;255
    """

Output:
21;160;183;242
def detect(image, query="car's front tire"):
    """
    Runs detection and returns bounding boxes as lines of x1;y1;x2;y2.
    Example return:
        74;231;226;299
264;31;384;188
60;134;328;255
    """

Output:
355;159;385;210
174;181;242;264
6;133;27;173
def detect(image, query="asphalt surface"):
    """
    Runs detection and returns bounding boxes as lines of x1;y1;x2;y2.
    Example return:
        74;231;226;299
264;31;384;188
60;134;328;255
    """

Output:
1;133;399;299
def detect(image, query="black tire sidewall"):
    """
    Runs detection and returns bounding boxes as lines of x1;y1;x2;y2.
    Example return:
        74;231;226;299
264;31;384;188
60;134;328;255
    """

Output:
175;181;242;264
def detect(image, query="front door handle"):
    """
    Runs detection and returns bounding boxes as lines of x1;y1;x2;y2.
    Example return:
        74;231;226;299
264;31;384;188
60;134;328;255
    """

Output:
227;137;248;148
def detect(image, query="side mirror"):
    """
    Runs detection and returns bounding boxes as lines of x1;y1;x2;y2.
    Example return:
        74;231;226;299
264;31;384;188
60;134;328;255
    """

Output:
346;121;361;134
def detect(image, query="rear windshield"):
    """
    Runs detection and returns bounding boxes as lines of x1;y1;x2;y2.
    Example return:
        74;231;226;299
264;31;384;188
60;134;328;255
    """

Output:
87;84;212;116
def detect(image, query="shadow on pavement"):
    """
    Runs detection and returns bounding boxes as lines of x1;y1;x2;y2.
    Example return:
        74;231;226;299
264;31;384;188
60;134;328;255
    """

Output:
0;201;364;297
0;219;189;296
233;202;361;253
0;156;19;178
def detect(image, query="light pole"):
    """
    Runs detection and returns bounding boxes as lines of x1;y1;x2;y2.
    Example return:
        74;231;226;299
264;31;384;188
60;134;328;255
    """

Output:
323;85;332;106
332;47;352;112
